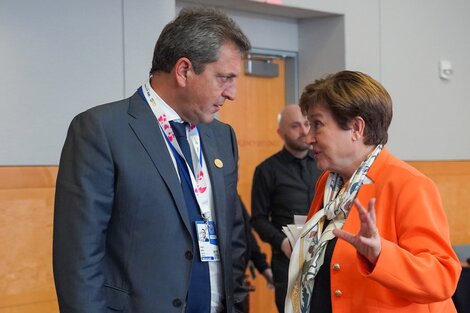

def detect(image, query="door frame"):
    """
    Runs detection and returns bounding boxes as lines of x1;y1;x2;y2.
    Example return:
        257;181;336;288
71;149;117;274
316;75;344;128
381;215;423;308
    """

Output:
250;48;299;105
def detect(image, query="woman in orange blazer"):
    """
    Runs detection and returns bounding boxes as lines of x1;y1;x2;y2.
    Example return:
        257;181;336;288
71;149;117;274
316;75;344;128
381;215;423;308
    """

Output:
285;71;461;313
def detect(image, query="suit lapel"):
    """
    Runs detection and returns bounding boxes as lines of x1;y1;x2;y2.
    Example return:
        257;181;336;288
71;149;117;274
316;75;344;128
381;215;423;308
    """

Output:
198;124;228;254
127;92;191;232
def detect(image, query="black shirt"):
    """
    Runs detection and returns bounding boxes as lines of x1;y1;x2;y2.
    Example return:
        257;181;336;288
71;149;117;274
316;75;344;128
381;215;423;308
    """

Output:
251;148;322;252
310;235;337;313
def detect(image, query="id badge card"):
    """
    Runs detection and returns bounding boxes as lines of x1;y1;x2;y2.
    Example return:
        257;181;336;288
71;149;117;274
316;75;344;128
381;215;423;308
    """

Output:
195;220;220;262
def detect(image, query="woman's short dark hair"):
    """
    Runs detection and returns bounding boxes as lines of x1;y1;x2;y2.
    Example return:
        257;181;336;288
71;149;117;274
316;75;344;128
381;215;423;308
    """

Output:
299;70;393;145
150;7;251;75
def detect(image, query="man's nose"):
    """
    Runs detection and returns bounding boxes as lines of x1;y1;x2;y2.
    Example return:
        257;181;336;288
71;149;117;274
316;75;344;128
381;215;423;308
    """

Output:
222;84;236;101
305;128;315;144
300;124;309;135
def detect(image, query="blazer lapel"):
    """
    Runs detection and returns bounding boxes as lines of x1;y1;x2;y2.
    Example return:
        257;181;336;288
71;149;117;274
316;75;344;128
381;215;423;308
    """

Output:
127;92;191;232
198;124;228;255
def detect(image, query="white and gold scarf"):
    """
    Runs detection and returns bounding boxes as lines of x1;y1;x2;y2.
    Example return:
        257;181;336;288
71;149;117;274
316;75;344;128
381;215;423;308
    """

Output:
285;145;382;313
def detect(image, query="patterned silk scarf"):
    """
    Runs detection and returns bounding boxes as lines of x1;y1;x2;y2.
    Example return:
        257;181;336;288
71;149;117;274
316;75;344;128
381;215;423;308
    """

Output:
285;145;382;313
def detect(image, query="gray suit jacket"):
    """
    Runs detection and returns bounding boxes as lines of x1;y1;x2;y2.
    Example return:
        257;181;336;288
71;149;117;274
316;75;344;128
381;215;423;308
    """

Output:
53;92;246;313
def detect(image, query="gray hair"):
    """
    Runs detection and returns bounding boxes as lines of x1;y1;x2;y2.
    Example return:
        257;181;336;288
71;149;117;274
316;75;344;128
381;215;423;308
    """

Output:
150;7;251;75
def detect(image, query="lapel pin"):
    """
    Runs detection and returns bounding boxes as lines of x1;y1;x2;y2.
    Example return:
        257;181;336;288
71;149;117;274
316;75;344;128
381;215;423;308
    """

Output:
214;159;224;168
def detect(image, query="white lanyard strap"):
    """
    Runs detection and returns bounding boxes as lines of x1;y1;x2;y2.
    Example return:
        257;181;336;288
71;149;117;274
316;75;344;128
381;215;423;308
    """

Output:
140;81;212;220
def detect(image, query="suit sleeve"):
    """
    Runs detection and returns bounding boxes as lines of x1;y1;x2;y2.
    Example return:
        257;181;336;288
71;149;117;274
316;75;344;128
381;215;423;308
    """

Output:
358;174;461;303
240;198;269;273
53;110;114;313
227;126;248;312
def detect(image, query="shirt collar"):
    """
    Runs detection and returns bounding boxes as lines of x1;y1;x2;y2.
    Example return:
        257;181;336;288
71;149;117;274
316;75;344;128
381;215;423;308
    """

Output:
280;147;314;162
147;83;182;123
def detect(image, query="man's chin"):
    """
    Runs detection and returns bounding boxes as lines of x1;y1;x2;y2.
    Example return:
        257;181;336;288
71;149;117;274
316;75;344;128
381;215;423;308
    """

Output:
296;144;311;152
200;114;216;124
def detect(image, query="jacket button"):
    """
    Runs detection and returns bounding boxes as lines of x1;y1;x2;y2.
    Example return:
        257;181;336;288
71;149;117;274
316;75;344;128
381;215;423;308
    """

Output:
185;250;193;260
334;289;343;297
172;298;183;307
332;263;341;271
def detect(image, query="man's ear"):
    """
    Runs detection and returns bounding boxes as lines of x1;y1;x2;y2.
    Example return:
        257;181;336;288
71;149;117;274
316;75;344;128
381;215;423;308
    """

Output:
174;57;192;87
350;116;366;141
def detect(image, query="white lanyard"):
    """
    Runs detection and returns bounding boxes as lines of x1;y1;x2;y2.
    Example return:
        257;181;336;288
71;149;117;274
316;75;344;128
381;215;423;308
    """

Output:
140;81;212;221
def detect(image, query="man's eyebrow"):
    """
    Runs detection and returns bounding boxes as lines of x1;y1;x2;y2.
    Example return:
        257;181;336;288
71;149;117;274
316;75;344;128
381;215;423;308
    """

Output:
218;73;237;78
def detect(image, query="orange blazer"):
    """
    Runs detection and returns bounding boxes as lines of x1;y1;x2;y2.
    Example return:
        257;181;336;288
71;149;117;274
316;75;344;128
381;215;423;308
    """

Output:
307;148;461;313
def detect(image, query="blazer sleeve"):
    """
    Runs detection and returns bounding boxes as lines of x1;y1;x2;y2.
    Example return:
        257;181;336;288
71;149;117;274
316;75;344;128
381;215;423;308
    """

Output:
240;198;269;273
358;174;461;303
226;126;248;312
53;110;114;312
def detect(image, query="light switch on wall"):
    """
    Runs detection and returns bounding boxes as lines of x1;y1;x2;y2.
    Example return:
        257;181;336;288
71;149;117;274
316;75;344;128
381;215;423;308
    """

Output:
439;59;453;80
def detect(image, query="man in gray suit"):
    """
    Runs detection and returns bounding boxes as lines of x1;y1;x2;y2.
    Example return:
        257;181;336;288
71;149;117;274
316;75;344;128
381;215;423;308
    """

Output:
53;7;251;313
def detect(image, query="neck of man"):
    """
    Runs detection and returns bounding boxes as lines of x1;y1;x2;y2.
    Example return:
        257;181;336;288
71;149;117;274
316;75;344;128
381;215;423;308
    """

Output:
150;74;189;121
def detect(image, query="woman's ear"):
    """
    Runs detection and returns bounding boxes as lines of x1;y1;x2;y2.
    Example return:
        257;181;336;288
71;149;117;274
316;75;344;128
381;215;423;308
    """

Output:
174;57;192;87
350;116;366;141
